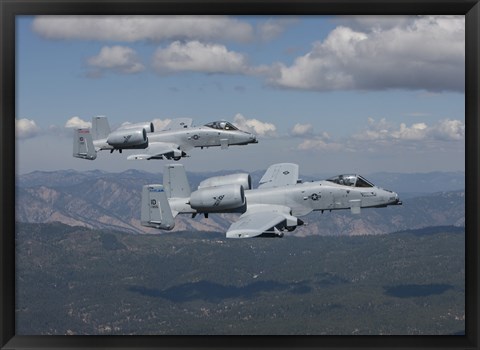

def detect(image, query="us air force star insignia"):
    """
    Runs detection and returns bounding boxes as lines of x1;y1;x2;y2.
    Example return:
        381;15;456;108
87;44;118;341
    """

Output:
311;193;319;201
283;171;290;175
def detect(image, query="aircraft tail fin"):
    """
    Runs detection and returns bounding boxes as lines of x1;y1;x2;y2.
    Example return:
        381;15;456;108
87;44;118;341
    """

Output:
163;164;191;198
73;128;97;160
91;116;111;141
141;184;175;230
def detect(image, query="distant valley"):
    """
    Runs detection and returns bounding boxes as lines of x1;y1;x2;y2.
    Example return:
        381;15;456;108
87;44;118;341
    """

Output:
16;169;465;236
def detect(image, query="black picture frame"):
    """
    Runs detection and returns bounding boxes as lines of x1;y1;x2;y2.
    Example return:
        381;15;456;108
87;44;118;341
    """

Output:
1;1;478;349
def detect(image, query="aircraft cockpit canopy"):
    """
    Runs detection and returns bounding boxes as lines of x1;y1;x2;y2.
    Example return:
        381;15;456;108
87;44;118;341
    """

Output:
205;121;239;131
326;174;374;188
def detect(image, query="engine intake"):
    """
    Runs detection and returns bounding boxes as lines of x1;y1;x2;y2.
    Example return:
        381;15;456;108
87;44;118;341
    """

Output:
190;184;245;212
198;173;252;190
107;128;148;149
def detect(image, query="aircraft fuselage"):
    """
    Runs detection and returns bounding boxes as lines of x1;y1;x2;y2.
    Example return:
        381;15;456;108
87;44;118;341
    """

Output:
244;181;400;216
148;126;257;150
93;125;257;151
170;180;400;217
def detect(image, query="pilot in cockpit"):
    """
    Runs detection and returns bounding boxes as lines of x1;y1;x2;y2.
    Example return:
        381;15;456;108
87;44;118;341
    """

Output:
205;121;239;131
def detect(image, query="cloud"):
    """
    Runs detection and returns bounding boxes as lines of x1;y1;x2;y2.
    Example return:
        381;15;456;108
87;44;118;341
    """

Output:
353;117;391;141
406;112;432;118
87;46;145;75
32;15;253;43
32;15;463;93
336;15;415;32
152;41;249;75
267;16;465;92
232;113;277;137
391;122;428;140
16;118;40;139
151;118;173;131
290;123;314;137
295;116;464;154
354;118;465;142
297;138;343;152
257;18;298;41
293;127;342;151
430;119;465;141
65;116;92;129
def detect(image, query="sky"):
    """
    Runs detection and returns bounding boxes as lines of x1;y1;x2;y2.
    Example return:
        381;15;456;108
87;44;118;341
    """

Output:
15;15;465;176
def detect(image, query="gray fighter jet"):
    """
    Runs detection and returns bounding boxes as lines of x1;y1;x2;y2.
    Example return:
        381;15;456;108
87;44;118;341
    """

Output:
141;163;402;238
73;116;257;161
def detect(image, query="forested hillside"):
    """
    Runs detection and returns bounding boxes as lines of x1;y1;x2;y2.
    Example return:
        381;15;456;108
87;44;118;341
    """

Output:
16;222;465;335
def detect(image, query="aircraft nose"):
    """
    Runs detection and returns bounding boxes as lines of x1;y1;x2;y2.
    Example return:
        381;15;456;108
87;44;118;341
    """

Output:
241;131;257;143
393;193;402;205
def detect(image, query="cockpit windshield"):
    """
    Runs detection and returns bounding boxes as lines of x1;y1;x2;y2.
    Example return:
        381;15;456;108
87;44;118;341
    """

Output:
205;121;239;131
326;174;374;188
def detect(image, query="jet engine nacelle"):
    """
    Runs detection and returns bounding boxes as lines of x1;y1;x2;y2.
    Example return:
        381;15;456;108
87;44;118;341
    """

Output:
198;173;252;190
107;128;148;149
190;184;246;212
118;122;154;133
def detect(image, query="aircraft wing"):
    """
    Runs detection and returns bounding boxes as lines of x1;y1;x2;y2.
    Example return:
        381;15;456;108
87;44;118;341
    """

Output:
258;163;299;189
127;142;181;160
226;204;294;239
162;118;193;131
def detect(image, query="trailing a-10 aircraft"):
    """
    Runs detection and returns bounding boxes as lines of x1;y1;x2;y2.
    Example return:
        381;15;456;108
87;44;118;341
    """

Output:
73;116;257;161
141;163;402;238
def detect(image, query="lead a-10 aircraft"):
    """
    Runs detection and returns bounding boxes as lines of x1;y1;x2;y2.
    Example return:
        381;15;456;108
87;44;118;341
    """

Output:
73;116;257;161
141;163;402;238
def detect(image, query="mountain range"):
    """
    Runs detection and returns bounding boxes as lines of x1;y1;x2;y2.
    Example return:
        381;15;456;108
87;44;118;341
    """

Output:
15;169;465;236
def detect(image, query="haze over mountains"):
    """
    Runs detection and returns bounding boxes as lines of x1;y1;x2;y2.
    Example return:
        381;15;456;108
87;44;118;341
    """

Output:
16;169;465;236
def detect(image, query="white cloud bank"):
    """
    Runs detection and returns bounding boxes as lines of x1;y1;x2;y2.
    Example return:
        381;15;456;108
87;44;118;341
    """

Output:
354;118;465;142
65;116;92;129
88;46;145;75
151;118;172;131
16;118;40;139
293;117;464;152
152;41;249;75
233;113;277;137
32;15;464;93
290;123;314;137
32;15;254;43
268;16;465;92
257;18;298;41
